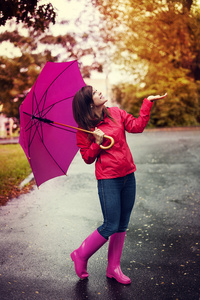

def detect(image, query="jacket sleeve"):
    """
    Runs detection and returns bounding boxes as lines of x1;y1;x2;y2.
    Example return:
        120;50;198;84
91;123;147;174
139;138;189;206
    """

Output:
76;130;102;164
121;98;153;133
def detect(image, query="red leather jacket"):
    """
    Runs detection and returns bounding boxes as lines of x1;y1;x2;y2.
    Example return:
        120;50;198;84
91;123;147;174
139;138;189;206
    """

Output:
76;99;153;180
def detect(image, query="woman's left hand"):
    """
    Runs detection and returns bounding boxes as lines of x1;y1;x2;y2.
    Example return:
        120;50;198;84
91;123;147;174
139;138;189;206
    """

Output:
147;93;168;102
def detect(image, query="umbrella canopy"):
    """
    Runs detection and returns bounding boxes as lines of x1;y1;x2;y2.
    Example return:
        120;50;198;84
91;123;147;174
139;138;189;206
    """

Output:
19;60;86;187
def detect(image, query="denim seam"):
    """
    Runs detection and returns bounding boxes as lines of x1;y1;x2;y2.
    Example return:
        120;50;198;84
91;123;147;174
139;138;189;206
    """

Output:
98;180;108;234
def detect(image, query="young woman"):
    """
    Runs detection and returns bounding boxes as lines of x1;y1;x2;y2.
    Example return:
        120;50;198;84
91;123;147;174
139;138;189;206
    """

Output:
71;86;167;284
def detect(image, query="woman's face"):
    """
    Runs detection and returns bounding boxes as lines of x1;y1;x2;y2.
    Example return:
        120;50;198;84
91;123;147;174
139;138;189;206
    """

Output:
92;88;108;107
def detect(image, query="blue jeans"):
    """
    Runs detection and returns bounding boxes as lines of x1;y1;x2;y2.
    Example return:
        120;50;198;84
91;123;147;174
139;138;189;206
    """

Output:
97;173;136;239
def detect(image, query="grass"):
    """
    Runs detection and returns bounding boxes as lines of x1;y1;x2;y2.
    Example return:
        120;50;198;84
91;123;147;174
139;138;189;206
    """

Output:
0;144;34;206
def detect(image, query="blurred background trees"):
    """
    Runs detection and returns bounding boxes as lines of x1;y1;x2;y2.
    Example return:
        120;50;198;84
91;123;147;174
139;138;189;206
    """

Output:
92;0;200;127
0;0;102;121
0;0;200;127
0;0;56;121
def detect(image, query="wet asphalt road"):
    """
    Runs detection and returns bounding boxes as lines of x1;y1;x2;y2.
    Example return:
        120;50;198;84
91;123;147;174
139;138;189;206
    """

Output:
0;129;200;300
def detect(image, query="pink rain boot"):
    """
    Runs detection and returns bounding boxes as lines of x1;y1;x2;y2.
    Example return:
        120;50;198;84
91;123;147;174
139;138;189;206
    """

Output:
106;232;131;284
70;229;107;279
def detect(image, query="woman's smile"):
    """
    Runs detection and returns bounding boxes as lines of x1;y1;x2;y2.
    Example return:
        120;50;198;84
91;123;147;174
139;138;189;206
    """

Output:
93;89;108;107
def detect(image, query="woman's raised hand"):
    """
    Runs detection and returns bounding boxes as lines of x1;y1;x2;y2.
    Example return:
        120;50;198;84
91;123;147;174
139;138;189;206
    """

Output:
93;127;105;145
147;93;168;102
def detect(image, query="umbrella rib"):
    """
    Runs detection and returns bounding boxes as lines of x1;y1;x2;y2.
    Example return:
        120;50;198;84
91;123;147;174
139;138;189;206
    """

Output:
40;119;44;142
41;96;74;118
28;120;40;154
42;90;48;117
35;60;76;114
23;112;39;133
37;129;66;175
27;120;33;159
23;112;34;131
32;89;42;120
22;112;40;132
27;120;66;175
25;120;38;133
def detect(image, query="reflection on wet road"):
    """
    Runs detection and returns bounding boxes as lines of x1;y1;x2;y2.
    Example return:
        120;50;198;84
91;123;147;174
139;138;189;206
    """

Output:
0;129;199;299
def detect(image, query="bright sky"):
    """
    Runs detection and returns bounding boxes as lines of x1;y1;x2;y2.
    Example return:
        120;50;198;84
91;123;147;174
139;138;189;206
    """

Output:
42;0;136;84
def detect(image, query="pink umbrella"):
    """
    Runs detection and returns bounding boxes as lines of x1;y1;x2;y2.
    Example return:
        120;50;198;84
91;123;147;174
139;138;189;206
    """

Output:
19;60;114;187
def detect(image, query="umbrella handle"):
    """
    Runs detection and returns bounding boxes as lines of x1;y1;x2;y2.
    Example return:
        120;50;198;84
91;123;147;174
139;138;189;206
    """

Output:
100;135;115;150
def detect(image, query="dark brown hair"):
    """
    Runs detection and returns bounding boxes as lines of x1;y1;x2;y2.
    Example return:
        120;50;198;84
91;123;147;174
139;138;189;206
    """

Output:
72;85;114;131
